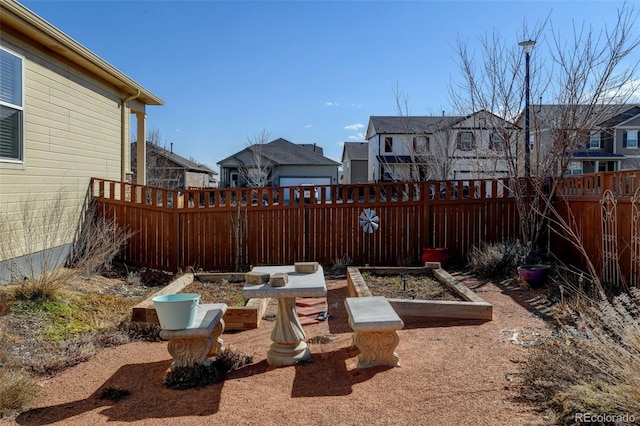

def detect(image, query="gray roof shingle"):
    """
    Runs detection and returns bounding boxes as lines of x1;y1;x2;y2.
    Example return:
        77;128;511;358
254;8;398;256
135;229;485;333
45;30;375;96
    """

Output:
369;116;466;134
342;142;368;161
220;138;339;166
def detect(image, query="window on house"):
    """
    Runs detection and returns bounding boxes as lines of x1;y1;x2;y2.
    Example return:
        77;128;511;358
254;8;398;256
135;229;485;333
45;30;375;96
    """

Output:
0;47;24;162
456;132;474;151
384;137;393;152
566;161;582;175
489;132;502;151
412;136;428;152
589;132;601;149
623;130;639;148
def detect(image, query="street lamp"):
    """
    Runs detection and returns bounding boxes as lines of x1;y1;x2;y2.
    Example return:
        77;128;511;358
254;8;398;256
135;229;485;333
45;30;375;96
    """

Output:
519;39;536;177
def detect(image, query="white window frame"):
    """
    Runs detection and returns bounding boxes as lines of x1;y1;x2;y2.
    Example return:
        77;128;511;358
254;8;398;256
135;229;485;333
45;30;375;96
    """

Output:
623;130;639;149
0;46;25;163
566;161;582;175
589;132;601;149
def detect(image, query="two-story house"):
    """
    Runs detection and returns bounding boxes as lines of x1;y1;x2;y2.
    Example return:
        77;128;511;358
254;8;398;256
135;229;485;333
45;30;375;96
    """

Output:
523;104;640;175
365;111;517;182
131;142;218;189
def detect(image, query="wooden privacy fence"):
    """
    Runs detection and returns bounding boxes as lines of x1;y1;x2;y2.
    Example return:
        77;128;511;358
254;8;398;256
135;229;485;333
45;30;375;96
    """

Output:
90;177;521;271
90;170;639;284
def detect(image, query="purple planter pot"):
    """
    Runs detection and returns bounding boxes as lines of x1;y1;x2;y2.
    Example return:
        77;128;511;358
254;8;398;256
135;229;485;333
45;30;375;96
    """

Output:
517;264;551;287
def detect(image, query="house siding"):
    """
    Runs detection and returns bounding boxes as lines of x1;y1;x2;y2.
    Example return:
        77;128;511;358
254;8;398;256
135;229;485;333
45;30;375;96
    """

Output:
0;31;130;260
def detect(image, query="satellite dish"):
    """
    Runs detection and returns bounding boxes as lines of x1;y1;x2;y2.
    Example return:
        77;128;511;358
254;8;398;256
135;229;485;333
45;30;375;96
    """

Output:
359;208;380;234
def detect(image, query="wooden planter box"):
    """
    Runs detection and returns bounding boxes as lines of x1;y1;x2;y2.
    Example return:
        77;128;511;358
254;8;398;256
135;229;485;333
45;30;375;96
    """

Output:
132;272;270;331
347;265;492;323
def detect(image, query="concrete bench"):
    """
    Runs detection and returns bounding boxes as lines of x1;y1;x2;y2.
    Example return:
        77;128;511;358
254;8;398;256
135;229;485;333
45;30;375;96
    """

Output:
159;303;228;369
344;296;404;368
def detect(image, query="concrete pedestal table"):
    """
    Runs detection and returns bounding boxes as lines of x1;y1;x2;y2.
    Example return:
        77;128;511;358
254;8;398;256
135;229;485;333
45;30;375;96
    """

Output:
242;265;327;367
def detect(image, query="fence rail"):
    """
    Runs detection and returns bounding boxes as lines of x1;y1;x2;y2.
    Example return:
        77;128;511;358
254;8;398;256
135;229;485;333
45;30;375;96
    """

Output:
91;170;639;285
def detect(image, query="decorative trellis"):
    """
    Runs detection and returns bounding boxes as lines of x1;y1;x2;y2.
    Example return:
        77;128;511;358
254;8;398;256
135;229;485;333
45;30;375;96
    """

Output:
632;188;640;288
601;189;621;288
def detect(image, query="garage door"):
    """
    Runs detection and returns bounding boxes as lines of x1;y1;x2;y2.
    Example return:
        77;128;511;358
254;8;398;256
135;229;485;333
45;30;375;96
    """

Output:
279;177;332;202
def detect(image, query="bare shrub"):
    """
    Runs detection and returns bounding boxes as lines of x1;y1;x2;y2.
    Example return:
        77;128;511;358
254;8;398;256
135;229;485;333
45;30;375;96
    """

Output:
520;288;640;423
467;240;528;278
325;254;353;277
66;200;134;277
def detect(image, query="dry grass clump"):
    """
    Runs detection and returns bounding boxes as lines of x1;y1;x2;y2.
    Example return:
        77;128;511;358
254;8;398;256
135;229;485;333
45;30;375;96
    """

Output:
520;288;640;423
467;240;528;278
0;367;38;418
0;335;39;418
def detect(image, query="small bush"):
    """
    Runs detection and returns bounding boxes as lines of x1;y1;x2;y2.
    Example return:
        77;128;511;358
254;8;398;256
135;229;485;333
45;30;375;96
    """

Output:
163;347;253;390
467;240;528;278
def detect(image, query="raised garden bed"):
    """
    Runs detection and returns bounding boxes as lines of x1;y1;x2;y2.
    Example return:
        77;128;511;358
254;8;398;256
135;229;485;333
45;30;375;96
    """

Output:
132;272;270;331
347;265;492;323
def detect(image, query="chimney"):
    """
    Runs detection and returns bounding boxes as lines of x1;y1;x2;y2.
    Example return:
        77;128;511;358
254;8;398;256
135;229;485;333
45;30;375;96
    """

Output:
170;142;173;153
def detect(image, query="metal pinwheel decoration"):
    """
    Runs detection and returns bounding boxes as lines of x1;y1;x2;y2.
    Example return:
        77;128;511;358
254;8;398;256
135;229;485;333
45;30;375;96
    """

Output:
359;208;380;234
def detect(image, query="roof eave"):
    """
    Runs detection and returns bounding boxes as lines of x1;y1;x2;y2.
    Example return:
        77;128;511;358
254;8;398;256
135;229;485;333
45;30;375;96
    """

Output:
1;0;164;106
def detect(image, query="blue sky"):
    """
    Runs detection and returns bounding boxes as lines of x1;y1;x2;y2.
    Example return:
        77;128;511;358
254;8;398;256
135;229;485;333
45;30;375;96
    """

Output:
21;0;634;171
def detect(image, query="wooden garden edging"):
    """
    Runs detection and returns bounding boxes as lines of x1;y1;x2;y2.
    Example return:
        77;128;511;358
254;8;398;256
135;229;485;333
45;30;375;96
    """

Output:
132;272;270;331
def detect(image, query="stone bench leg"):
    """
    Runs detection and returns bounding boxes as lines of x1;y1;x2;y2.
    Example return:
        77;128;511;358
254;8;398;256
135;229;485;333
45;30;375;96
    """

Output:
208;319;225;357
167;319;225;369
167;336;213;368
352;329;401;368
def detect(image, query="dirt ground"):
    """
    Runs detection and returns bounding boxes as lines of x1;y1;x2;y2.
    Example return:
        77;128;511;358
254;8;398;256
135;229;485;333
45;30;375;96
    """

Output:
5;274;551;426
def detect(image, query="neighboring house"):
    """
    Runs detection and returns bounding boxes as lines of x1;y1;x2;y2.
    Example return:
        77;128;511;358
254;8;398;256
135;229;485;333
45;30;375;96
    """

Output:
341;142;369;184
131;142;218;189
365;111;517;182
522;104;640;175
0;0;163;281
217;138;339;199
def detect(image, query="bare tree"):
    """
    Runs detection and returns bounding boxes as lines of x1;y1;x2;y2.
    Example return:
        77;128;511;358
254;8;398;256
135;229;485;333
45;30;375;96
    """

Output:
237;129;273;187
451;4;640;280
